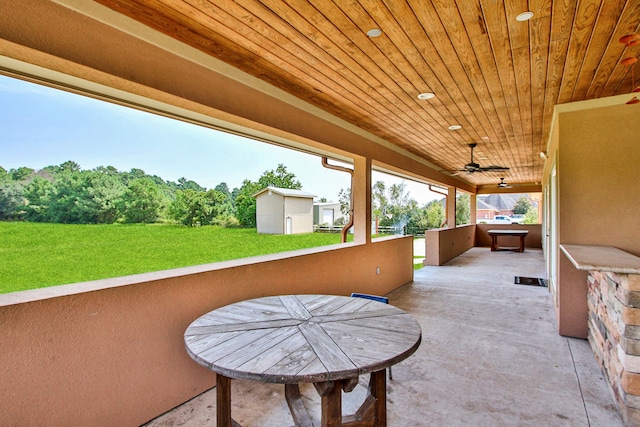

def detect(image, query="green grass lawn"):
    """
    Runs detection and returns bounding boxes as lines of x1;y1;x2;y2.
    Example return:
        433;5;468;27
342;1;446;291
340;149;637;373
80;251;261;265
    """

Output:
0;222;351;294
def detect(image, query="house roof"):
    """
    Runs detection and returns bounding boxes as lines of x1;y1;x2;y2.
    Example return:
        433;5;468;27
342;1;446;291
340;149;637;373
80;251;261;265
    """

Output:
476;199;499;211
478;194;534;211
253;186;316;199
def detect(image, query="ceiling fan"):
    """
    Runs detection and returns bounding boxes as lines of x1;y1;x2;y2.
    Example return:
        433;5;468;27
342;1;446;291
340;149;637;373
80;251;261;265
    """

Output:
450;143;510;175
497;177;512;188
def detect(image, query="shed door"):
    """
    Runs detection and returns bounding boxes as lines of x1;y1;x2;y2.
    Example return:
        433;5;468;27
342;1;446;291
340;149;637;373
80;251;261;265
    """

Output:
322;209;334;225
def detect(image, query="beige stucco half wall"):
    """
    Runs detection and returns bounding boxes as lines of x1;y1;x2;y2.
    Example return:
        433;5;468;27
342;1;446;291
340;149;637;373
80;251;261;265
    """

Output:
0;237;413;426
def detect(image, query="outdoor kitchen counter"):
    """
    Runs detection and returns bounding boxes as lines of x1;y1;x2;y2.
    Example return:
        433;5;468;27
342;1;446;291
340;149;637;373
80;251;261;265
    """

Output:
560;244;640;425
560;244;640;274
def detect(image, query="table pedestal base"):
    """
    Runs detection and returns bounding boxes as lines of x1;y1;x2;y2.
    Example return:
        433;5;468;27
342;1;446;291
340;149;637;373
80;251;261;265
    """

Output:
216;370;387;427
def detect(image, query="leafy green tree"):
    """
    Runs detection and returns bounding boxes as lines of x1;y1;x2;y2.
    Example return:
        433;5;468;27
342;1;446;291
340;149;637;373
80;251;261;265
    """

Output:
122;178;166;223
93;165;120;176
47;171;97;223
427;200;446;228
524;206;539;224
9;166;34;181
23;176;54;222
338;188;351;218
513;196;532;215
376;182;415;228
234;165;302;227
0;182;24;220
385;182;415;227
215;182;231;197
456;193;470;225
169;188;232;226
0;166;9;182
257;164;302;189
372;181;387;222
57;161;81;174
406;199;445;234
40;169;124;224
178;177;206;192
234;179;261;227
88;172;126;223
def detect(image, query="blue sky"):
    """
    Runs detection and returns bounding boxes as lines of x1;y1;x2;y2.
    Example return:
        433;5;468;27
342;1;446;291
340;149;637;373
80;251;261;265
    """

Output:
0;75;438;204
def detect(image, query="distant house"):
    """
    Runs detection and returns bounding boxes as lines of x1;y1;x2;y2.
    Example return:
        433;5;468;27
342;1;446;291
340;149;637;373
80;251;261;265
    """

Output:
253;187;316;234
476;198;500;221
476;194;539;221
313;202;346;226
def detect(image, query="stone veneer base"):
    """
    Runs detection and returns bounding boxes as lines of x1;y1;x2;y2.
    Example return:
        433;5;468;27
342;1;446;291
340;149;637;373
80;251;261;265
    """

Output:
588;270;640;425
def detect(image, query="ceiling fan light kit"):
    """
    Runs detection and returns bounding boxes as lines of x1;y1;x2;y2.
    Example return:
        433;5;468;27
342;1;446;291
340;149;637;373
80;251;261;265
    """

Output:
498;178;512;188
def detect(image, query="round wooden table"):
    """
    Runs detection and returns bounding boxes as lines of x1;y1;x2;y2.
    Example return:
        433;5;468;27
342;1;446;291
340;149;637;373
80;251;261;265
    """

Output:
184;294;422;427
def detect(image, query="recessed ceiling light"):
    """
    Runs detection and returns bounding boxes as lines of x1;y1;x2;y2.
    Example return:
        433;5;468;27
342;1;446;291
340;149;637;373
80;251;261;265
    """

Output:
367;28;382;37
448;124;462;130
516;11;534;21
417;92;435;100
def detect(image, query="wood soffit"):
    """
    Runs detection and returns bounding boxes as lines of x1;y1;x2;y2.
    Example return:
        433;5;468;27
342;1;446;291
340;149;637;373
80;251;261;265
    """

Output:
92;0;639;187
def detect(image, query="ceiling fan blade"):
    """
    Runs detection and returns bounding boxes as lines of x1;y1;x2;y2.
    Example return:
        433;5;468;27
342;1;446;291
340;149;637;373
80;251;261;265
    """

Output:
478;165;510;171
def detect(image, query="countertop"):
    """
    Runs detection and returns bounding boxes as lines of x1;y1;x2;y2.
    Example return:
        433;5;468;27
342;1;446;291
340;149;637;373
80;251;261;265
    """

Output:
560;244;640;274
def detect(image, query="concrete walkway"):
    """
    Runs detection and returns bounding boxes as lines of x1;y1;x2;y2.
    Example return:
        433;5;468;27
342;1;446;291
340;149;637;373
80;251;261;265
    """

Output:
145;248;622;426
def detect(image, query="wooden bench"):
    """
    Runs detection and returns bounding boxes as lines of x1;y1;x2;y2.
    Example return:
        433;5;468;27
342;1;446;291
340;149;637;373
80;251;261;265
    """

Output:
487;229;529;253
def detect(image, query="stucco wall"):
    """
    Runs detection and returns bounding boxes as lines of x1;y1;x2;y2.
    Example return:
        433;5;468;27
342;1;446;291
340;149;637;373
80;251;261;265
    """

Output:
256;192;285;234
0;237;413;426
558;103;640;256
424;225;476;266
284;196;314;234
549;101;640;337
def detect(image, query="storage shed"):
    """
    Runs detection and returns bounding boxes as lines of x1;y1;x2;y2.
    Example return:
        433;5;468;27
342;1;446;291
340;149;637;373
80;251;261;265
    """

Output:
253;187;316;234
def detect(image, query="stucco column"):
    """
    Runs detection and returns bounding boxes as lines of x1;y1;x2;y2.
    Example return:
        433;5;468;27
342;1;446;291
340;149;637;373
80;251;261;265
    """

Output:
447;187;457;228
352;156;371;244
470;193;477;224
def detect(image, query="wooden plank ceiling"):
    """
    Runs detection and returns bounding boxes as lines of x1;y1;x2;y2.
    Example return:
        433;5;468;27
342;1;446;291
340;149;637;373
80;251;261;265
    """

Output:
94;0;639;187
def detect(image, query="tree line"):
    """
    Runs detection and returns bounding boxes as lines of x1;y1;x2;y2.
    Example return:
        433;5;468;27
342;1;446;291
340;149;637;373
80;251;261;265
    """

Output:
0;161;302;227
0;160;472;232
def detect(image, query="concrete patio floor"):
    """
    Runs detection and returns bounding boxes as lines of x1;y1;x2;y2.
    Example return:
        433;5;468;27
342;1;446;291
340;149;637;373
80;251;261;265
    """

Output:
144;247;622;426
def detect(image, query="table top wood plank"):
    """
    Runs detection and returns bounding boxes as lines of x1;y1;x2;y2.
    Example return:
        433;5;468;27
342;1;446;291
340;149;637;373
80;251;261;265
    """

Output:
279;295;313;320
184;330;245;354
305;295;354;316
297;321;357;378
185;295;422;383
233;331;309;378
312;307;404;324
342;314;423;335
487;229;529;235
213;326;299;371
187;318;303;335
259;344;320;383
329;297;377;314
194;328;274;369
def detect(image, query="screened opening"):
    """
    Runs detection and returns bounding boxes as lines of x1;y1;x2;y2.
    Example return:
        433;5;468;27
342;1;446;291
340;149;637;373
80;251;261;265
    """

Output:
1;75;355;293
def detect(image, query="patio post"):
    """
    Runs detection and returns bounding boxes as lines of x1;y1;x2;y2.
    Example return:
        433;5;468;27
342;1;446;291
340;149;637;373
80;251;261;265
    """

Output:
352;156;372;244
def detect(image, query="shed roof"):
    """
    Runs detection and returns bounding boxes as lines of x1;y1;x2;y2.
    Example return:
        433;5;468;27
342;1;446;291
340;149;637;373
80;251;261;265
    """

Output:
253;186;316;199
